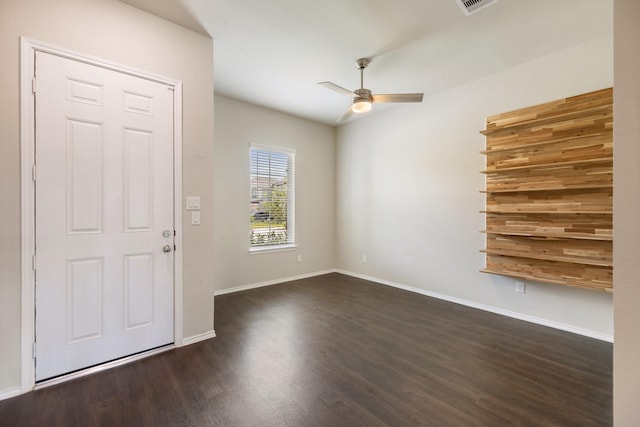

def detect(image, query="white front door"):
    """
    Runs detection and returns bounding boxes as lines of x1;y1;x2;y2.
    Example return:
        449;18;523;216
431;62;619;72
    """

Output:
34;51;175;381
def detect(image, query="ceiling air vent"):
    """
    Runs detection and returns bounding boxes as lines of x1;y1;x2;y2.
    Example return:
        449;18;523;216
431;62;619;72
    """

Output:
455;0;498;16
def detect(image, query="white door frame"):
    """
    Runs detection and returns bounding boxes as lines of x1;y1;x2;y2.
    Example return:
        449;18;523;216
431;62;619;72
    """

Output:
20;38;184;392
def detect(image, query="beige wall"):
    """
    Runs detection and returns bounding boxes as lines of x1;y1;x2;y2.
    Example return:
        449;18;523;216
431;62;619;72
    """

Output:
213;95;336;292
613;1;640;424
0;0;215;395
336;35;614;339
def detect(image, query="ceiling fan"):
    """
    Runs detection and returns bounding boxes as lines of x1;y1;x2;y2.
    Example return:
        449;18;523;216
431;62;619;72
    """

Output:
319;58;424;122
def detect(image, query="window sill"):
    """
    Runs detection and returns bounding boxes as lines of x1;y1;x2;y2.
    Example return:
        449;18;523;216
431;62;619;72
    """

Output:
249;244;297;255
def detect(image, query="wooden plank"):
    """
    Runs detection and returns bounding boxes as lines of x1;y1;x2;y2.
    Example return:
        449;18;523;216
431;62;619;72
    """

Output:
483;253;612;291
485;138;612;171
482;158;612;174
482;105;612;136
483;230;612;241
486;188;612;213
483;233;612;266
483;88;613;134
480;268;612;292
485;163;613;192
484;212;612;241
483;185;612;194
483;119;612;153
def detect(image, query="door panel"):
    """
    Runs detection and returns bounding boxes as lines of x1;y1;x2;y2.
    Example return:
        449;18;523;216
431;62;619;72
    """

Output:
66;258;103;343
124;128;154;231
35;51;175;381
124;253;154;330
66;119;103;234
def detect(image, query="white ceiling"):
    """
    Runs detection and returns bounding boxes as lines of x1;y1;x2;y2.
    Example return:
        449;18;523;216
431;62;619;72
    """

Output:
121;0;612;126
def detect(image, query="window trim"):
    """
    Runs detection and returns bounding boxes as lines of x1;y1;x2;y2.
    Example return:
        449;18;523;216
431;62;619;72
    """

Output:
249;243;297;255
249;143;295;253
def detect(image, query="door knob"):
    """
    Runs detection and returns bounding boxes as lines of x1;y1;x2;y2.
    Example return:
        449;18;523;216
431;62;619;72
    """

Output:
163;245;172;253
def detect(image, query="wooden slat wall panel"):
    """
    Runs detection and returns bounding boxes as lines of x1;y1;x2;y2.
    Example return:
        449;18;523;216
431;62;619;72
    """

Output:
481;88;613;292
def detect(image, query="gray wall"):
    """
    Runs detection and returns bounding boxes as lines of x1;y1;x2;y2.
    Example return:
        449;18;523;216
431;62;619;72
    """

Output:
213;95;336;292
613;0;640;424
0;0;215;395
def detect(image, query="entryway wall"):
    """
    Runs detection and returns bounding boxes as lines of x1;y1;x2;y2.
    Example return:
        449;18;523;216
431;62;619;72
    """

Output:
0;0;215;398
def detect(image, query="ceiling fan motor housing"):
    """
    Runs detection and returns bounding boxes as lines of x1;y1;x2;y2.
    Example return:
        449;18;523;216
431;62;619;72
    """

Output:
354;88;372;102
355;58;370;69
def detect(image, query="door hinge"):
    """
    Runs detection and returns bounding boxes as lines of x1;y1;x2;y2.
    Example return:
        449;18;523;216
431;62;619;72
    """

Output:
32;78;36;94
32;342;37;359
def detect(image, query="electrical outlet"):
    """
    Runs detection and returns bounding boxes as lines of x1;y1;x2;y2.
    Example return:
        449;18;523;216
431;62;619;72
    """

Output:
297;254;302;263
515;279;525;294
362;255;367;263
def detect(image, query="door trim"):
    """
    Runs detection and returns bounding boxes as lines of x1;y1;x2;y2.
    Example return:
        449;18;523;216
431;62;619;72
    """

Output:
20;38;184;392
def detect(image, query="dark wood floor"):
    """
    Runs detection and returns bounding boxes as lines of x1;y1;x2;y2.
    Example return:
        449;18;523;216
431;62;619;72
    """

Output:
0;273;612;426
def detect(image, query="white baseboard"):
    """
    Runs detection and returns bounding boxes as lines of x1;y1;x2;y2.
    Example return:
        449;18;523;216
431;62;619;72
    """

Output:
214;269;337;296
181;330;216;346
336;269;614;343
0;386;23;402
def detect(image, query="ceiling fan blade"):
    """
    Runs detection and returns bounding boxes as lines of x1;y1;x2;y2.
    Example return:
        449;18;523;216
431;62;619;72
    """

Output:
372;93;424;103
337;106;355;122
318;81;356;97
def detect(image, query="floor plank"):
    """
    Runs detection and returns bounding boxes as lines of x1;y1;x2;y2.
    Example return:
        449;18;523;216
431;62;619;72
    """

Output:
0;273;612;426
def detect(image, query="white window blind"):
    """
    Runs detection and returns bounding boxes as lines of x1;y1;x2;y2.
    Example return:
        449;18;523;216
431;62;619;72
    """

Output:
249;144;295;249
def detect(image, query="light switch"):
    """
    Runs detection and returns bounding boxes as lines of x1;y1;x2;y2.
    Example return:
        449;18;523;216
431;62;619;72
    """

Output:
191;211;201;225
186;196;200;211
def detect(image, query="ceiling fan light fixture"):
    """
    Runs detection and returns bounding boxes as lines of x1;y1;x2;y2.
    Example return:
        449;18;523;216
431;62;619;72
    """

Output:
352;99;372;113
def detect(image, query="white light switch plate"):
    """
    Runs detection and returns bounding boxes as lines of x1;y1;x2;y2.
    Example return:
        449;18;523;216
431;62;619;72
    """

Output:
186;196;200;211
191;211;201;225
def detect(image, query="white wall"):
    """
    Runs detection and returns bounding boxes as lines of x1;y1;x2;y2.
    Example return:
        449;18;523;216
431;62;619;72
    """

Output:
613;0;640;424
0;0;214;396
213;95;336;292
336;35;614;339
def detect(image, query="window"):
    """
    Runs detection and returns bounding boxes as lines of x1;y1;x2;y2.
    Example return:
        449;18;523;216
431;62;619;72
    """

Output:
249;144;295;250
